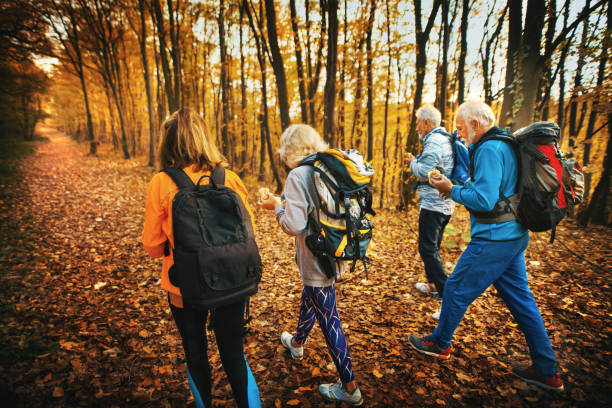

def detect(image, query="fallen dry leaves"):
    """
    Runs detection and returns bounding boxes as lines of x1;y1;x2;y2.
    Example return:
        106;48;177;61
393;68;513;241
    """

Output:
0;130;610;407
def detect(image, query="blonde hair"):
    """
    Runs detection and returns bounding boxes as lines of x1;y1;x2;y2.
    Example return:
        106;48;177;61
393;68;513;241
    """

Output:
456;101;496;128
157;108;228;170
278;124;329;168
416;104;441;127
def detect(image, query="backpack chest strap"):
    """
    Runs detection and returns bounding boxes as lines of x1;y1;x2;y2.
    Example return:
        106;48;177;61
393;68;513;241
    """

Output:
468;193;518;224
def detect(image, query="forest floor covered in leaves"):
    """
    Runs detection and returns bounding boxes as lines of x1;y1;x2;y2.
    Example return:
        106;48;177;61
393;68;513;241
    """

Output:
0;128;611;407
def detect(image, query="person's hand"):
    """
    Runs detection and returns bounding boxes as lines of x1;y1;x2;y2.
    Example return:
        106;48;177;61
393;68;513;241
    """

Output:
429;173;453;200
258;193;282;210
405;152;416;166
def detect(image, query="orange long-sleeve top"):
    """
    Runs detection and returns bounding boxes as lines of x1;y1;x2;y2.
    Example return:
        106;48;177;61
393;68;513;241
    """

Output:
142;165;255;308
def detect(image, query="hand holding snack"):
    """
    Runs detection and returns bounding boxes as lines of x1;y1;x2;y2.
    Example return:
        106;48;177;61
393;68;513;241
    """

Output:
428;168;442;183
405;152;416;166
428;169;453;199
257;187;282;210
257;187;270;201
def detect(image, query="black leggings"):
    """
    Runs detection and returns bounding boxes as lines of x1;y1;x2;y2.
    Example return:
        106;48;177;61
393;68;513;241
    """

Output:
169;298;260;408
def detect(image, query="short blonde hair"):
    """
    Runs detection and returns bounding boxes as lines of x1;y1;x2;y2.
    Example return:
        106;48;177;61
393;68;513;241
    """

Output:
278;124;329;168
456;101;496;128
416;104;441;127
157;108;228;170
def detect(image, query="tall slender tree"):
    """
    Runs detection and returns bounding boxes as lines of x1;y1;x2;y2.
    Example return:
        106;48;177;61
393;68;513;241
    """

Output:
137;0;155;166
265;0;291;130
406;0;442;152
289;0;308;124
365;0;376;161
457;0;471;106
323;0;339;144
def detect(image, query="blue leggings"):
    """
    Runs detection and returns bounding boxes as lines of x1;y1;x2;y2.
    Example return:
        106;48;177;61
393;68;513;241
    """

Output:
294;286;355;384
431;234;558;376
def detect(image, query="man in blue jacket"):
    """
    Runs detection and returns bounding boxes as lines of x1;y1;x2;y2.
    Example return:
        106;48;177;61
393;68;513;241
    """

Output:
405;104;455;320
409;101;563;392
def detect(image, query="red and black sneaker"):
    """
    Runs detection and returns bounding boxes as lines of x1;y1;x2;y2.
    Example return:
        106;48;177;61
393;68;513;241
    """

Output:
409;335;451;359
512;366;564;392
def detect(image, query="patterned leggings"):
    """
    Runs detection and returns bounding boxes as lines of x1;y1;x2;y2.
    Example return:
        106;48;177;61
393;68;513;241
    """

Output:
293;285;354;384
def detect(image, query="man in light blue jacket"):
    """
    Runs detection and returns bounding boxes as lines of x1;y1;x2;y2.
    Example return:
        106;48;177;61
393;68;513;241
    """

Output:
405;104;455;320
409;101;563;392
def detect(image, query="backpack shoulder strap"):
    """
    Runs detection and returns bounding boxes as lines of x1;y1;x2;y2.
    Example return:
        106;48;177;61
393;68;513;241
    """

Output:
434;129;453;139
211;166;226;186
162;167;195;190
469;130;515;178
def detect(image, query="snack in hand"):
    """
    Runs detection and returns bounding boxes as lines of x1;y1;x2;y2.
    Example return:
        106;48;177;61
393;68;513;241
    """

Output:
428;168;441;181
257;187;271;201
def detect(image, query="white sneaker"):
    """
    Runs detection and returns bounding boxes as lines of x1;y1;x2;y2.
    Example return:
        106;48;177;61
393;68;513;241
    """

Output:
416;282;433;294
281;331;303;360
319;380;363;406
432;308;441;320
415;282;441;299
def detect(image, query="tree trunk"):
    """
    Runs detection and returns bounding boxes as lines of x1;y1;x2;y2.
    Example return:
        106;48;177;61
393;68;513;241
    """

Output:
379;0;392;208
457;0;470;106
337;0;348;148
407;0;441;153
152;0;178;112
138;0;156;167
350;39;365;150
366;0;376;161
244;0;283;190
569;1;590;150
581;36;607;201
323;0;339;144
499;0;523;128
290;0;308;124
513;0;546;129
265;0;291;130
557;3;571;144
219;0;230;157
403;0;442;205
166;0;182;109
578;114;611;225
480;3;506;106
508;0;604;130
435;0;450;123
539;1;557;120
239;3;248;176
78;69;97;155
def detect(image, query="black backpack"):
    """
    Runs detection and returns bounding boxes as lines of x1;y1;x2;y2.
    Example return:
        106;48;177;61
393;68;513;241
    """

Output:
162;167;262;309
468;123;584;242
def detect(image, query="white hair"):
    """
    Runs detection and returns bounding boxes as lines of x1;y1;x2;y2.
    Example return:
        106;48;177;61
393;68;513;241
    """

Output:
278;124;329;168
456;101;496;128
416;104;441;127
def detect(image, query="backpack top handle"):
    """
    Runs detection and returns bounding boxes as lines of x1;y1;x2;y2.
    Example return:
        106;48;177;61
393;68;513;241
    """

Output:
195;166;226;189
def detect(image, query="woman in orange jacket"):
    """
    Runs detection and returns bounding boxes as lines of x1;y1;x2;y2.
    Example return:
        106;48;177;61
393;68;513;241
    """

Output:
142;108;260;408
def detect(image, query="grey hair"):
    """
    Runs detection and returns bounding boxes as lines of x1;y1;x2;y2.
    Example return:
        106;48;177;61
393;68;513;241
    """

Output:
278;124;329;168
456;101;496;128
416;104;442;127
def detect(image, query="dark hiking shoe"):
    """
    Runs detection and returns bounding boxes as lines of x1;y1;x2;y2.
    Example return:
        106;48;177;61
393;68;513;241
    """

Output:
512;366;564;392
409;335;451;359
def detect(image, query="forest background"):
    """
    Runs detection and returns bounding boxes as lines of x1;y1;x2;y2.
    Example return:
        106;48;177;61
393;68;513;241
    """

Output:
0;0;611;407
2;0;611;222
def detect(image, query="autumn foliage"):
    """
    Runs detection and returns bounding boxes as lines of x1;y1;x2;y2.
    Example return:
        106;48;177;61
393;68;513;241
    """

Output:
0;127;610;407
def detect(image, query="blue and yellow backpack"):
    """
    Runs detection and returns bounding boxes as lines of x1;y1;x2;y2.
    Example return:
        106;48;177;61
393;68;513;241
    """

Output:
299;149;375;279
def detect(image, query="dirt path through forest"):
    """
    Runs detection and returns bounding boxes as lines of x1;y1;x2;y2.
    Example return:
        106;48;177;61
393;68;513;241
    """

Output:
0;128;610;407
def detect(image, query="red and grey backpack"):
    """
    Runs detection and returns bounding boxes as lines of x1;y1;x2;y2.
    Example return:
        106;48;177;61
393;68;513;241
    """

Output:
468;122;584;242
